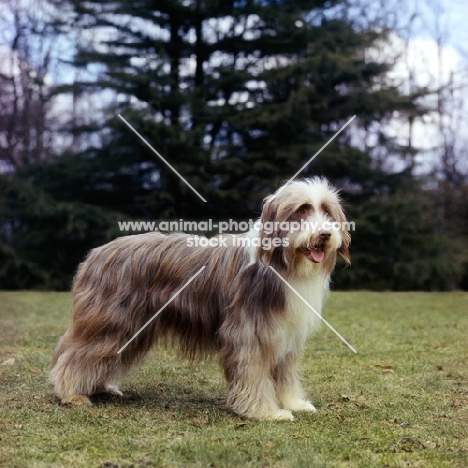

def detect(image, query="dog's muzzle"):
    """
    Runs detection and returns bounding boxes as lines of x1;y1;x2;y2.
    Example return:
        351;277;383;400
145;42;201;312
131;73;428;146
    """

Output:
303;231;331;263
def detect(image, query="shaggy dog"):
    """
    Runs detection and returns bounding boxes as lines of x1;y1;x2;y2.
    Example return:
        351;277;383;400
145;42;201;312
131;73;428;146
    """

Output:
49;177;350;421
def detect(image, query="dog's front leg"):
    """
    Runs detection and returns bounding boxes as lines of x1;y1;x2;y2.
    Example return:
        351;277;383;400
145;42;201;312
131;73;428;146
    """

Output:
220;339;294;421
273;352;317;413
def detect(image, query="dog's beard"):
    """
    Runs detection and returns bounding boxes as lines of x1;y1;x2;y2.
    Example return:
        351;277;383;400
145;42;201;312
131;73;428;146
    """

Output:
290;223;342;267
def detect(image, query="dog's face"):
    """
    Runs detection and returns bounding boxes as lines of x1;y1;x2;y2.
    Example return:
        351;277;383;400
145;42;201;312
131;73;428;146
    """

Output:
258;177;351;275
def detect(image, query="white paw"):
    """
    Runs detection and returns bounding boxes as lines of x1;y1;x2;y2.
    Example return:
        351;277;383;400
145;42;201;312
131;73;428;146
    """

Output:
105;384;123;396
284;399;317;412
271;409;295;421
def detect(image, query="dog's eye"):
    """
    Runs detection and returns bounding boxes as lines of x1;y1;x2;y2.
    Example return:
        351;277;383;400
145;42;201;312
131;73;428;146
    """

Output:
321;205;331;216
297;207;307;216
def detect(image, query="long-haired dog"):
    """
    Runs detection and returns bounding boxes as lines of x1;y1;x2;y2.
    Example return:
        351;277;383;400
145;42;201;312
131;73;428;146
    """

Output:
49;177;350;421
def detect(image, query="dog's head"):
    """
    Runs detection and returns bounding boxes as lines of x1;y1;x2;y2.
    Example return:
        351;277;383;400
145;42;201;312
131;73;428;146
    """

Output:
257;177;351;275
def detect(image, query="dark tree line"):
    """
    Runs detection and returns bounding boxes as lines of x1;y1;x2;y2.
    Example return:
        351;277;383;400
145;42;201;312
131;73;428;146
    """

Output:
0;0;467;290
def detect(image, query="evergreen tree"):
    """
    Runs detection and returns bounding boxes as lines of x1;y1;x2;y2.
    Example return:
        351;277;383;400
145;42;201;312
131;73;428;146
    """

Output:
41;0;420;218
2;0;464;290
0;175;122;289
338;184;465;291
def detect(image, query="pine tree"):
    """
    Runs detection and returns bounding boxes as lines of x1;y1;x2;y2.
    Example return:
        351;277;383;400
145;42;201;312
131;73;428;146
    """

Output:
3;0;464;290
43;0;421;218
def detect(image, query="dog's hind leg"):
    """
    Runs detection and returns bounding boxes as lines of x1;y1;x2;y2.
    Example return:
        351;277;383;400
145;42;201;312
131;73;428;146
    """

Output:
273;352;316;413
49;335;127;406
49;350;94;406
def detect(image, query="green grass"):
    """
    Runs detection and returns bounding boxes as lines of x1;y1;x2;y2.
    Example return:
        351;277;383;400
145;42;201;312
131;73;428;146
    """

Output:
0;291;467;468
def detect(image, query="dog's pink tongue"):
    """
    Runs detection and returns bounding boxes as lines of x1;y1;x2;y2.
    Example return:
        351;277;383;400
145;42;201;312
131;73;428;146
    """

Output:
306;248;325;263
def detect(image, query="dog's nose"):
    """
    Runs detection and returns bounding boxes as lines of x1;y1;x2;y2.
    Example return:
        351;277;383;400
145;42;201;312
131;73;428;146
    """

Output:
319;231;331;240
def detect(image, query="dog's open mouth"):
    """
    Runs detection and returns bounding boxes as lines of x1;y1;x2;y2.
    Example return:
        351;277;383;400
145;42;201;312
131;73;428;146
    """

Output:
303;247;325;263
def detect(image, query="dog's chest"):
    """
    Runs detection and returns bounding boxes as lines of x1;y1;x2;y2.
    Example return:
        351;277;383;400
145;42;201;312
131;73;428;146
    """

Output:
287;276;325;327
272;276;327;358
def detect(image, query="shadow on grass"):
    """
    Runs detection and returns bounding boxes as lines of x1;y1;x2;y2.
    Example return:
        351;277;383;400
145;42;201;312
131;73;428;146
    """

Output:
89;385;230;418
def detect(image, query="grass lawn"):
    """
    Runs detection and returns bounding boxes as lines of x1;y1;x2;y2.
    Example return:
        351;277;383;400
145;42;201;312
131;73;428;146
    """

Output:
0;291;467;468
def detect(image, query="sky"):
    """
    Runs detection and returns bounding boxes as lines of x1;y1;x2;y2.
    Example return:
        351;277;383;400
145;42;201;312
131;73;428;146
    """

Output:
1;0;467;175
435;0;468;57
375;0;468;174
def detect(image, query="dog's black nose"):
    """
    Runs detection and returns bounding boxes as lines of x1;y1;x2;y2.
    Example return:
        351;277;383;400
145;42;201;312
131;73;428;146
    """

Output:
319;231;331;240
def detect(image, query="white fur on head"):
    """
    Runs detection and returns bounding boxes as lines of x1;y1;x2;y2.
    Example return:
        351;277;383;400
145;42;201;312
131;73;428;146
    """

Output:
257;177;350;275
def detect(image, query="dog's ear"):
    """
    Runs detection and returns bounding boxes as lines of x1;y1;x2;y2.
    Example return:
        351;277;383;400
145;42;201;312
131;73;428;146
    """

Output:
260;195;276;225
339;231;351;265
258;195;277;264
257;195;291;270
330;197;351;266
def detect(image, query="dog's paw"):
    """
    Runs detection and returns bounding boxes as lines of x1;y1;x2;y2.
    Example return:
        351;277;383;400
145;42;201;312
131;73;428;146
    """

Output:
284;399;317;412
60;394;92;406
248;408;294;421
270;409;295;421
105;384;123;396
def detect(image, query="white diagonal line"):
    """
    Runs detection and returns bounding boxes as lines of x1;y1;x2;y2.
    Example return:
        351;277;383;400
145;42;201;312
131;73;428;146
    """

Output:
118;114;207;203
268;266;357;353
273;115;356;198
117;266;206;354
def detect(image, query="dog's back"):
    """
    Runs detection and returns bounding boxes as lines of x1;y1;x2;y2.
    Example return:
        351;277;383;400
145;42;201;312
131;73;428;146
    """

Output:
49;232;247;404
